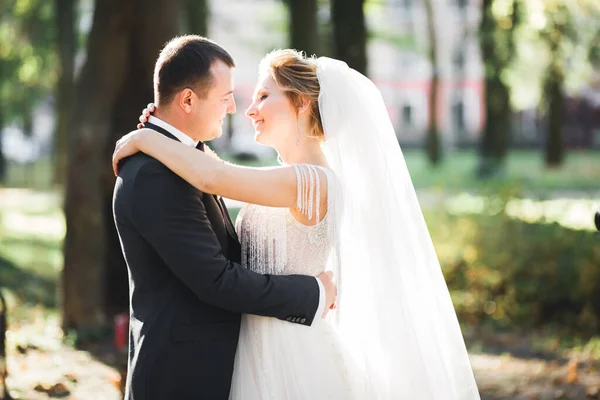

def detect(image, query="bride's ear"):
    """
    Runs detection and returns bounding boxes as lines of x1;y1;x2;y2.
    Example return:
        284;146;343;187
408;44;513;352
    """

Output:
297;96;311;115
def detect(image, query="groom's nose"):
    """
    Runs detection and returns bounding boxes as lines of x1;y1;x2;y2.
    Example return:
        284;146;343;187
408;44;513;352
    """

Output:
227;97;236;114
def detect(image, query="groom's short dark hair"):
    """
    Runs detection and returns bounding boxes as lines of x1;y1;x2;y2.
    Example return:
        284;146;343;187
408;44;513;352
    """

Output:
154;35;235;106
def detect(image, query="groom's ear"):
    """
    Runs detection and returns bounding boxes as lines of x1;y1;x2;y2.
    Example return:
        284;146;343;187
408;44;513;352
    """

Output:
179;88;195;113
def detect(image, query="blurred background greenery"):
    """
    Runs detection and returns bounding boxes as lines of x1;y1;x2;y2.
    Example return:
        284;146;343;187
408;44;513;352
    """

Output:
0;0;599;398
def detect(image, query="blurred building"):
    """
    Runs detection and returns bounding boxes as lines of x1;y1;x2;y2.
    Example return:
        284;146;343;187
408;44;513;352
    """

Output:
2;0;598;165
367;0;484;149
209;0;485;154
209;0;599;155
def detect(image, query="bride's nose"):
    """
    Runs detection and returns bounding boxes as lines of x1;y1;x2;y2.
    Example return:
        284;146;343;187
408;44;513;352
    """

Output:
246;102;257;119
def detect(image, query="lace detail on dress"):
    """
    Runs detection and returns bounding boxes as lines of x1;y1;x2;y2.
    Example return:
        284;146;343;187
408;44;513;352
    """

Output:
237;164;335;277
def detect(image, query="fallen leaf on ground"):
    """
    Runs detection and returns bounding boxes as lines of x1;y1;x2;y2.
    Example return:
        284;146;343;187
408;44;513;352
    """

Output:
586;386;600;399
567;359;579;384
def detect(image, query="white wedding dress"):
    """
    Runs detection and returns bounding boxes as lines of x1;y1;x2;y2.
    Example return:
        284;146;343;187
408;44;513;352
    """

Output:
230;164;365;400
229;58;480;399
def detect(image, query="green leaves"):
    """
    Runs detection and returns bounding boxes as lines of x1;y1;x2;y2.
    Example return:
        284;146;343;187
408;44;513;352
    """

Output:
429;200;600;333
0;0;57;126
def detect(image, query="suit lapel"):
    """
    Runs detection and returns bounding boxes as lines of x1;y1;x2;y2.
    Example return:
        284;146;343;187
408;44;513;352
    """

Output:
144;122;240;244
214;195;239;243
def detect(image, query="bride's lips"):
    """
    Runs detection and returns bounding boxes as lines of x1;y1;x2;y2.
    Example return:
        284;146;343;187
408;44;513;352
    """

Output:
253;120;264;130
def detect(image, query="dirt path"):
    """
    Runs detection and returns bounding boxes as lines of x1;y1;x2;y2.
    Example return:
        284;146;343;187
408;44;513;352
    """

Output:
5;343;600;400
6;344;122;399
473;353;600;399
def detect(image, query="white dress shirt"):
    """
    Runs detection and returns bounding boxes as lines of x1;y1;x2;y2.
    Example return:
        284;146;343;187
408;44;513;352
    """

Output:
146;116;326;325
148;116;198;147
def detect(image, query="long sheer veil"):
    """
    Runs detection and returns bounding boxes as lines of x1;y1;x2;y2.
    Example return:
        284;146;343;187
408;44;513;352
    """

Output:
318;57;480;399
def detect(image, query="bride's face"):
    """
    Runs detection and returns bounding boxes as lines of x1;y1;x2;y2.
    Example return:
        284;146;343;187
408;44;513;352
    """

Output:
246;75;297;148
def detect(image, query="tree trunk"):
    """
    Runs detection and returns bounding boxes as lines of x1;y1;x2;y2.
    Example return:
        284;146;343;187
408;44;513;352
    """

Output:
22;108;33;138
545;66;564;166
287;0;318;56
54;0;76;186
331;0;367;75
477;0;516;177
104;0;181;319
543;4;568;168
0;7;6;185
63;0;134;336
424;0;441;165
62;0;181;338
186;0;208;36
0;35;4;185
0;101;5;185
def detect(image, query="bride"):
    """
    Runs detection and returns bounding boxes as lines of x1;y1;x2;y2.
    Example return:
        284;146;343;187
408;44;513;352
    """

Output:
113;49;480;399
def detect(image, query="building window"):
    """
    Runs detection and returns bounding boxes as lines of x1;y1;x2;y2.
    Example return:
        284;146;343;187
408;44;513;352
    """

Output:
452;101;465;133
453;46;466;72
402;104;413;127
392;0;412;12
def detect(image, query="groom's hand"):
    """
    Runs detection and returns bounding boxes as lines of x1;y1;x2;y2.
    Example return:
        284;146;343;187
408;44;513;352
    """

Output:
317;271;337;318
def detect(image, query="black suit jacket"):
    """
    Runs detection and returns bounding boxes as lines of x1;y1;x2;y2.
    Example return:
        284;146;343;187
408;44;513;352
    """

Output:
113;123;320;399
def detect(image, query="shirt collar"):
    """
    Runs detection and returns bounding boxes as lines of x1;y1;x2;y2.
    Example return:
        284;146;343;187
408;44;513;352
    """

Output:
147;116;198;147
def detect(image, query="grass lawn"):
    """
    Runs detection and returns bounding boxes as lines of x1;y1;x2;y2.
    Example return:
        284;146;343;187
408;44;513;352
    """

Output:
6;149;600;193
220;149;600;194
402;149;600;193
1;177;600;398
1;149;598;312
1;149;599;348
0;189;63;321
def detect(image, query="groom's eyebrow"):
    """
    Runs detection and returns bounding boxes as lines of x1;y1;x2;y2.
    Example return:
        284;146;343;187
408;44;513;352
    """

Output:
222;89;234;96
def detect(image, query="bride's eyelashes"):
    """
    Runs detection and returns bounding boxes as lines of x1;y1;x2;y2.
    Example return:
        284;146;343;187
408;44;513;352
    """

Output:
259;94;268;101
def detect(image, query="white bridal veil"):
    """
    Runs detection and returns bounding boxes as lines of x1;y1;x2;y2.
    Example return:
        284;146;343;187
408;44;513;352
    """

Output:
317;57;480;399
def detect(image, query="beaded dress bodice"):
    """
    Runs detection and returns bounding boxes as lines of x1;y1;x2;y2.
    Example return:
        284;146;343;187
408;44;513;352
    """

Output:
235;165;335;277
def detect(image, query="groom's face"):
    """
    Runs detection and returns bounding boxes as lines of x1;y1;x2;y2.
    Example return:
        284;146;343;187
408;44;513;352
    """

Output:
191;60;236;141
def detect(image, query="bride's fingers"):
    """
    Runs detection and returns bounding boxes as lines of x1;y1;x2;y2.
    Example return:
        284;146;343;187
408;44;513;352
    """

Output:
147;103;155;112
113;148;127;176
137;123;143;129
139;115;146;123
112;151;119;176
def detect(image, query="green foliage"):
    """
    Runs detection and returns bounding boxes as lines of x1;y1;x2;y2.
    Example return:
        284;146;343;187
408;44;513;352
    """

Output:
0;0;58;126
403;150;600;192
499;0;599;110
589;29;600;68
428;195;600;334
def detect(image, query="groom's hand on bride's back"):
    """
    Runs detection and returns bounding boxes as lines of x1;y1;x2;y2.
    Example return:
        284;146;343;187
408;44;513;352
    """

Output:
317;271;337;318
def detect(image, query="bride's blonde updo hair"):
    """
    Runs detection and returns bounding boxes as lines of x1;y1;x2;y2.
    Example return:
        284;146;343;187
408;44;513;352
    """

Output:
258;49;325;140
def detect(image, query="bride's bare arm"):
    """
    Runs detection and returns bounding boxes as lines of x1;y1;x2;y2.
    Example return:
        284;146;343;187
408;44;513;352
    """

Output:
113;129;326;212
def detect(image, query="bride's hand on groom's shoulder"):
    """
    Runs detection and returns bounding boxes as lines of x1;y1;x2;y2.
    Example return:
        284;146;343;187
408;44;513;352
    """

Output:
112;129;152;176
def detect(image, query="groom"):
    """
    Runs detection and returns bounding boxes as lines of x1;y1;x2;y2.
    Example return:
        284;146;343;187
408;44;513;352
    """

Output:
113;35;337;399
